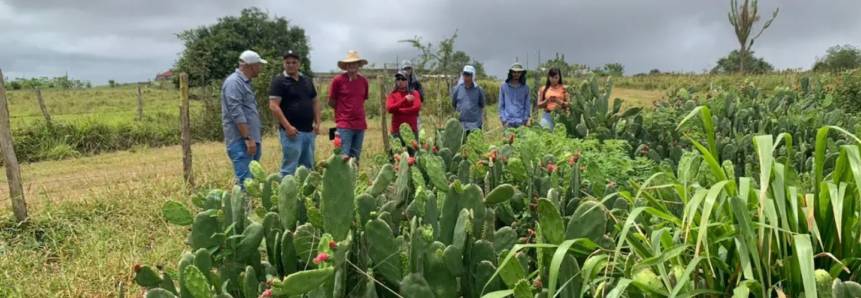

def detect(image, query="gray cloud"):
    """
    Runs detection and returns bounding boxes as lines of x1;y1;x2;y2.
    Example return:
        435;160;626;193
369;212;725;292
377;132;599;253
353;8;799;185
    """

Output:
2;0;860;85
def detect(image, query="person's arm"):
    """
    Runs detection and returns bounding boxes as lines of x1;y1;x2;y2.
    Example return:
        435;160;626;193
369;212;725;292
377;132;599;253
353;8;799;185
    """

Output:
451;86;458;108
524;85;532;122
268;77;292;130
224;80;251;137
498;84;507;123
364;78;369;101
479;87;486;109
311;81;321;129
399;90;422;113
327;77;338;109
537;86;548;108
415;80;425;102
387;92;405;113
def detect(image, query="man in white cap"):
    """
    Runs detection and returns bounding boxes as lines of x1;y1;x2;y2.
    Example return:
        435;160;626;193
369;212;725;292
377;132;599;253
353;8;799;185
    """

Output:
451;65;485;137
221;50;267;190
400;60;425;130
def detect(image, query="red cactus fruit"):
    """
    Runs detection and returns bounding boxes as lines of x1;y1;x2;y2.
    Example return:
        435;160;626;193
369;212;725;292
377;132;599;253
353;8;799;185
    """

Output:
432;146;438;153
408;157;416;166
509;134;514;144
534;279;543;288
313;253;329;264
342;155;350;162
134;264;141;272
528;229;535;236
411;140;418;149
333;136;342;147
329;240;336;249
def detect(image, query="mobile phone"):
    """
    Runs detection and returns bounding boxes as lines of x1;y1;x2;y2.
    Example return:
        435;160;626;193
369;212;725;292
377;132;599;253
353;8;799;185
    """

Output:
329;128;336;140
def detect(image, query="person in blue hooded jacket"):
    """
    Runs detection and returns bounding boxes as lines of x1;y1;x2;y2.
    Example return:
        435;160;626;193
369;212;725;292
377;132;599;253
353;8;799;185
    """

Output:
451;65;485;137
498;62;531;130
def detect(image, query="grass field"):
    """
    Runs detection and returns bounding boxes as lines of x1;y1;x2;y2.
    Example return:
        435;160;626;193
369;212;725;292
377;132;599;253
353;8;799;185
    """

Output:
0;76;674;297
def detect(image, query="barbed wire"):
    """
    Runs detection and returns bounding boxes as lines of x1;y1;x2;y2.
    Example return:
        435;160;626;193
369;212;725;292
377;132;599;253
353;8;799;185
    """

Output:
8;107;202;119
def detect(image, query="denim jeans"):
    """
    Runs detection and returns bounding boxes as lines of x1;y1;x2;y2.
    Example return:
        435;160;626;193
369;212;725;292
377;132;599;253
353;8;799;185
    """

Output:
226;139;262;190
540;112;555;132
337;128;365;164
279;129;316;177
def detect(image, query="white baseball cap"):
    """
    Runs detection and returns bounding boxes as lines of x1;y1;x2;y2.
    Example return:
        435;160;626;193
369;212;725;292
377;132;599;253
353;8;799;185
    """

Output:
239;50;268;65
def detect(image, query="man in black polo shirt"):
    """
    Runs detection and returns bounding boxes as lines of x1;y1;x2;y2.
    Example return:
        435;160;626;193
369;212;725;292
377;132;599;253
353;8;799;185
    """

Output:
269;50;321;177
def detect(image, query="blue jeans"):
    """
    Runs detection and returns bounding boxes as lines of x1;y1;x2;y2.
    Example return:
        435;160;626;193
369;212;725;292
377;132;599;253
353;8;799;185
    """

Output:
540;112;555;132
337;128;365;163
226;139;262;190
279;129;316;177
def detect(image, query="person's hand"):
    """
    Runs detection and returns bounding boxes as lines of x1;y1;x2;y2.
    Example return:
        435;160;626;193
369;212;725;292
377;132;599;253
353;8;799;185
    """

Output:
525;119;531;126
245;138;257;156
405;94;414;102
285;125;298;139
313;122;321;135
501;121;507;127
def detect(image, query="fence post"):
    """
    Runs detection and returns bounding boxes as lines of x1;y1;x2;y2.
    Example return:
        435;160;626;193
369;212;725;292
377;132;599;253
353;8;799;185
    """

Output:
137;84;144;121
179;73;194;186
377;75;391;157
0;69;27;222
35;87;52;126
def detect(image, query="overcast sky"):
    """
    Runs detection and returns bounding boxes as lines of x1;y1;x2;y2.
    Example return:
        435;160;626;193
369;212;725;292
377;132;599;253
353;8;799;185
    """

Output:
2;0;859;85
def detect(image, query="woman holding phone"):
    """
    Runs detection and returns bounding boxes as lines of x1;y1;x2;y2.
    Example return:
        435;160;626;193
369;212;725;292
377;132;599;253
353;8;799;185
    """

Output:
536;68;569;132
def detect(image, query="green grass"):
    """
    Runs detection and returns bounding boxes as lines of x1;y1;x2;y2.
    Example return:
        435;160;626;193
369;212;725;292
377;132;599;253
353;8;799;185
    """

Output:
6;85;203;127
0;79;663;296
0;108;512;297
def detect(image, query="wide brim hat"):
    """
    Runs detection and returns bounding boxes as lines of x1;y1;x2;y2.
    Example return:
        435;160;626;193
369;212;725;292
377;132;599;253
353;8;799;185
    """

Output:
509;62;526;72
338;50;369;70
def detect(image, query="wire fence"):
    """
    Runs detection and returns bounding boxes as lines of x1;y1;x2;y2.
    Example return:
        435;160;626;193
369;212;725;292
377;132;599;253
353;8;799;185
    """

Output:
8;107;184;119
0;149;235;209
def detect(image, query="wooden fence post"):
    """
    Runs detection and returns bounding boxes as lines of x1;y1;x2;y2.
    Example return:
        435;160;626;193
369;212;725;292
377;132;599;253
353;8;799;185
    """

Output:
378;75;390;157
179;73;194;186
0;69;27;222
136;84;144;121
35;87;51;126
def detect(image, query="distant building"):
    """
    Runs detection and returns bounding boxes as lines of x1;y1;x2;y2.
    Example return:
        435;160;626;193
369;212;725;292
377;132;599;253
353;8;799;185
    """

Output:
155;71;175;81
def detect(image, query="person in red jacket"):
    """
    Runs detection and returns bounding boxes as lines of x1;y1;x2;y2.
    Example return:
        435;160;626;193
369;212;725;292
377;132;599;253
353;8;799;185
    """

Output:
387;70;422;156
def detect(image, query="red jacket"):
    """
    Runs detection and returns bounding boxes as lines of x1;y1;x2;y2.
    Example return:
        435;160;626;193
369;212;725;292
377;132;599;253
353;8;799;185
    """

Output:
386;89;422;133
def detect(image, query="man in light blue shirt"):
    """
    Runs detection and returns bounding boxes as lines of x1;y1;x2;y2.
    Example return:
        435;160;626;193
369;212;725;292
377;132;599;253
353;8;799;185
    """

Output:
451;65;485;137
221;50;267;189
498;62;531;130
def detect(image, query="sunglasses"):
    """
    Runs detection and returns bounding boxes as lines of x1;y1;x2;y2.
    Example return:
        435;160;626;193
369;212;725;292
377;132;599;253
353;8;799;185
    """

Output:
462;72;473;76
396;77;408;81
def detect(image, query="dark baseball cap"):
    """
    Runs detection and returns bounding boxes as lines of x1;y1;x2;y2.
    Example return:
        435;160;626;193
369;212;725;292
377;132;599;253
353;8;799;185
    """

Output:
283;50;300;60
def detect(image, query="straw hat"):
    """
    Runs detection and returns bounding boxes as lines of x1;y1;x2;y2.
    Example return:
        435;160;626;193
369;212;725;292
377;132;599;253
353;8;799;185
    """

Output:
337;50;368;70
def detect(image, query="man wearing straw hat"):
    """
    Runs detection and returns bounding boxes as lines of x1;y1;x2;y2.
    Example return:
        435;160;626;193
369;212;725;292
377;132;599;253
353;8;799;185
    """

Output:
328;50;370;164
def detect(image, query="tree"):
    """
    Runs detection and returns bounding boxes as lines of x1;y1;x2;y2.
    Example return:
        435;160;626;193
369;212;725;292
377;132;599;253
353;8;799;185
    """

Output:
172;7;312;88
604;63;624;76
813;44;861;72
710;50;774;74
449;50;487;78
727;0;779;73
399;31;460;84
